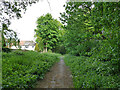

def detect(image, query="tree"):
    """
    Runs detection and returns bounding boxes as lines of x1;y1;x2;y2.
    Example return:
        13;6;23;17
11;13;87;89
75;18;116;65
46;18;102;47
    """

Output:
60;2;120;56
34;13;63;52
1;23;20;48
60;1;120;75
34;35;44;52
60;2;94;56
0;0;39;47
35;43;40;52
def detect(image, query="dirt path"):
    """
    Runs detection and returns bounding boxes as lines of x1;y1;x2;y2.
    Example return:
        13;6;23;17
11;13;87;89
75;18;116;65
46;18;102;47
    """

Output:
35;57;73;88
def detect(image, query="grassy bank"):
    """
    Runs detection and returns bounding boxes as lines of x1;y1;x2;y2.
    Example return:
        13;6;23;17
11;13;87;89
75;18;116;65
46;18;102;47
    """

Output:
64;55;120;88
2;50;60;88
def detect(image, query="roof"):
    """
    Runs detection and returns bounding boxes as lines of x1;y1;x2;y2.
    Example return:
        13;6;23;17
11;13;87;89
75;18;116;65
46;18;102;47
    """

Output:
20;41;36;46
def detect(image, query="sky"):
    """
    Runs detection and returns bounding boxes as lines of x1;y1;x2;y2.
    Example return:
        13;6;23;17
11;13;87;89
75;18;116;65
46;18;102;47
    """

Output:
9;0;67;41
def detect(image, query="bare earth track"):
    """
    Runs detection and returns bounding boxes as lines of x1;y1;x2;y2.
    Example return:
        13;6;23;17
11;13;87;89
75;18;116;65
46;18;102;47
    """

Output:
35;57;73;88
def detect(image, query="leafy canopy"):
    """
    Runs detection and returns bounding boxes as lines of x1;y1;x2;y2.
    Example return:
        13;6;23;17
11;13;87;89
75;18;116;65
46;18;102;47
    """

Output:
34;13;63;52
0;0;39;47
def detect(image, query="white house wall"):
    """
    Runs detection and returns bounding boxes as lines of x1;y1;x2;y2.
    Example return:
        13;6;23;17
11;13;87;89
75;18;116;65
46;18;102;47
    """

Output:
11;46;35;51
11;46;19;49
21;46;26;50
21;46;35;51
25;46;35;51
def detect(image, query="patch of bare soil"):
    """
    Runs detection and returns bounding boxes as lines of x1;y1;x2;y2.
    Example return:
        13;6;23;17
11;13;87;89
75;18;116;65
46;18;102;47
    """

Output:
35;57;73;88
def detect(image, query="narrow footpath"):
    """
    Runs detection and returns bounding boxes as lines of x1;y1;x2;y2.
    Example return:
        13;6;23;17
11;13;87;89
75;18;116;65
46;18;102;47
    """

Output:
35;57;73;88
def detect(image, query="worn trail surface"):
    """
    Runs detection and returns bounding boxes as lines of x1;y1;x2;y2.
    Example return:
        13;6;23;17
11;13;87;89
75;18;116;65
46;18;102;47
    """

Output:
35;57;73;88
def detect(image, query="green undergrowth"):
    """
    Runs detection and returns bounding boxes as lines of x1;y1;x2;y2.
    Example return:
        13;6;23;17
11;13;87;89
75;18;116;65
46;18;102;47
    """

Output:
2;50;60;89
64;54;120;88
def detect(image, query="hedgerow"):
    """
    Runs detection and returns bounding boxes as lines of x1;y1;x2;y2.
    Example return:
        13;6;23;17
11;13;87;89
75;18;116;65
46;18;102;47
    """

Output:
64;55;120;88
2;50;60;89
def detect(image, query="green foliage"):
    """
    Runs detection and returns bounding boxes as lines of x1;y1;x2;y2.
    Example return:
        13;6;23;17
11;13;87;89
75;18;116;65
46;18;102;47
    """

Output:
60;2;120;57
2;47;11;53
1;25;20;47
64;55;120;88
53;29;66;54
60;2;94;56
60;2;120;88
1;0;39;47
35;43;40;52
48;49;52;53
2;51;60;89
34;36;44;52
34;13;63;52
55;45;66;55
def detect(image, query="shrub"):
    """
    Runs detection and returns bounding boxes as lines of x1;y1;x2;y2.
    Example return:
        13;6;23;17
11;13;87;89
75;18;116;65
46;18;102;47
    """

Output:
2;51;60;89
2;47;11;53
64;55;120;88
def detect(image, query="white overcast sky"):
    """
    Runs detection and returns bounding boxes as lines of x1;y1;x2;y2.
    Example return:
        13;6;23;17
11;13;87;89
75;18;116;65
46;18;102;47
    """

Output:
9;0;67;41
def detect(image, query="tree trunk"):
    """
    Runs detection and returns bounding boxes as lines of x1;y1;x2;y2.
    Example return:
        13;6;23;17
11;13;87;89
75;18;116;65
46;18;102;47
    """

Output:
46;43;47;52
2;30;6;47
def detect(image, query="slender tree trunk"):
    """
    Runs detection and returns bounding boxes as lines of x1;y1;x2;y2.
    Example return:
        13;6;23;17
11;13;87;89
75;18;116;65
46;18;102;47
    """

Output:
45;47;47;52
2;29;6;47
46;43;47;52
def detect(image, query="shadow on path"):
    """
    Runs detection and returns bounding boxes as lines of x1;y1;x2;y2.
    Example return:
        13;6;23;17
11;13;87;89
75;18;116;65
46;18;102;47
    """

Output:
35;57;73;88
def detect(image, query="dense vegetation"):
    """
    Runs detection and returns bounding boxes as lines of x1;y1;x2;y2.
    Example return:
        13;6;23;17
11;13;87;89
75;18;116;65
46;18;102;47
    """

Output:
60;2;120;88
64;55;120;88
1;1;120;89
60;2;119;57
2;50;60;88
34;13;64;53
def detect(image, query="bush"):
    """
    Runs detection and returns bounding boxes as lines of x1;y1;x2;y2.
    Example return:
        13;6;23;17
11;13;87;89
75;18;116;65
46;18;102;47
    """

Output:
2;47;11;53
64;55;120;88
2;51;60;89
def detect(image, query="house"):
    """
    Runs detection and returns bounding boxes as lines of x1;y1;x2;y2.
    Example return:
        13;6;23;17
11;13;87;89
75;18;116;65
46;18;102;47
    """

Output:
11;40;36;51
